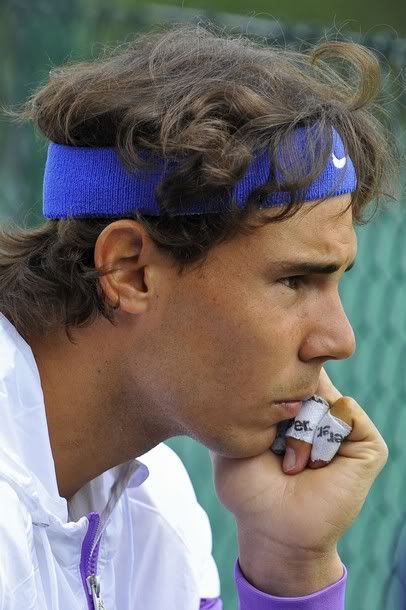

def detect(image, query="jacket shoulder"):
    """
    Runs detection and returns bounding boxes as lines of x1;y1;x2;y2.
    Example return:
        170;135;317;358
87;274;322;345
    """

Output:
128;443;221;598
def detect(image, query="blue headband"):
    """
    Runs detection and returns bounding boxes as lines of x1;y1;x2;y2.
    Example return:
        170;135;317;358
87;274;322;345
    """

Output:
42;127;357;218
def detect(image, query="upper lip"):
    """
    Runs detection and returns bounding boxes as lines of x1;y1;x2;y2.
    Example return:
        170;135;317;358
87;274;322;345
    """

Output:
275;394;314;403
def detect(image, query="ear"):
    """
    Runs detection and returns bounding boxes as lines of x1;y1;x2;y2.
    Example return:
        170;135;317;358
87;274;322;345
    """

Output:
94;219;160;315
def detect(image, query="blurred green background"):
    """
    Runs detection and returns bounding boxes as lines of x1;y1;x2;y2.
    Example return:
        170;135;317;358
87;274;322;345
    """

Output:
1;1;406;609
90;0;406;34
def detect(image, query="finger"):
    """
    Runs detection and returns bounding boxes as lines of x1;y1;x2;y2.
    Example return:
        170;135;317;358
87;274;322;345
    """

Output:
329;397;353;427
282;437;312;474
310;396;388;475
308;403;352;468
308;374;348;469
306;398;388;530
316;368;343;405
332;396;387;456
281;396;329;473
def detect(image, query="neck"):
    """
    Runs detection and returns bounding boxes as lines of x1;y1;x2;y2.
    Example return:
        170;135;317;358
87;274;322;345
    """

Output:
27;317;164;500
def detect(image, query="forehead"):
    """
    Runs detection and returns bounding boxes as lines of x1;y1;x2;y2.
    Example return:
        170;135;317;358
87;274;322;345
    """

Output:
257;194;357;261
199;194;357;281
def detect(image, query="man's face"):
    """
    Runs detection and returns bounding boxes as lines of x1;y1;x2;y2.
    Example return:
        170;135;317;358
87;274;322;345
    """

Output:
126;194;357;458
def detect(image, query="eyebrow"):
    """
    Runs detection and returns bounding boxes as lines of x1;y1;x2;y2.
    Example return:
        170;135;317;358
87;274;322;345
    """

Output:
272;259;356;275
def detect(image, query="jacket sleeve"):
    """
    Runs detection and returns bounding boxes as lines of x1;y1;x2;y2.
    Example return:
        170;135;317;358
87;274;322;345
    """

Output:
234;559;347;609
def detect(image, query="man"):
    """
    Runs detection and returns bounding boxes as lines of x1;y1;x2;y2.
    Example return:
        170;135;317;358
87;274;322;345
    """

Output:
0;23;395;609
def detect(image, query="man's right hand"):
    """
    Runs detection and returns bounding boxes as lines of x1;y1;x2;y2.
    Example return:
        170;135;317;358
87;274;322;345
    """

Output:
211;369;389;596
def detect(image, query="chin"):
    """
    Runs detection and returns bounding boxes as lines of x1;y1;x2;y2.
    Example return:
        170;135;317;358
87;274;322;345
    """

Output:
201;429;276;459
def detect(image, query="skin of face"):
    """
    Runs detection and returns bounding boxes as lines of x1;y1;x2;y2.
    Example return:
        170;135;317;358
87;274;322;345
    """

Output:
97;193;357;454
29;193;357;498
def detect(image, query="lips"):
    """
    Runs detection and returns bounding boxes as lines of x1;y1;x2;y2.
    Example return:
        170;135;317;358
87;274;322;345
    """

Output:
273;400;304;418
273;395;314;418
275;394;314;405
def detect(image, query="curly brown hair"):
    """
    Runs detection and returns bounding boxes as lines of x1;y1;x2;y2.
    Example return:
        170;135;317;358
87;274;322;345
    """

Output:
0;22;399;340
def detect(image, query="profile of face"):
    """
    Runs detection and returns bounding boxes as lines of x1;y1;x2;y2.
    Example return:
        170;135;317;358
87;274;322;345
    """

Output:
97;194;357;459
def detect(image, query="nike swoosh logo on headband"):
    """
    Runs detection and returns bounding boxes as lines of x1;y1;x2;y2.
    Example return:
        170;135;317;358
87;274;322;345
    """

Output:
332;153;347;169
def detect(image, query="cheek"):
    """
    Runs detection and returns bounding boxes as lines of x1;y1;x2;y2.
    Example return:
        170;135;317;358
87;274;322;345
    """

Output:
166;286;297;402
141;286;305;455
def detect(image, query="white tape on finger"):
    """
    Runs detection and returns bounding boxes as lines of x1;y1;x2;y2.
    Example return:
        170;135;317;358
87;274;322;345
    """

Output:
271;396;328;455
310;410;352;462
270;395;353;463
284;396;329;444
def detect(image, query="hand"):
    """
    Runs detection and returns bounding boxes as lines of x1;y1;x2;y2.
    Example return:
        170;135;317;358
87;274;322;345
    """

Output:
210;370;388;596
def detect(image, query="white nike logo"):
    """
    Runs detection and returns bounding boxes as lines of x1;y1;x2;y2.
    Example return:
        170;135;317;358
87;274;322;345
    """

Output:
332;153;347;169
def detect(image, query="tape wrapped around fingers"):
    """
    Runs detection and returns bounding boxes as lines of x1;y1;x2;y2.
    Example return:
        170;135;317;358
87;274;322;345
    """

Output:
284;396;329;444
270;395;353;464
310;410;352;462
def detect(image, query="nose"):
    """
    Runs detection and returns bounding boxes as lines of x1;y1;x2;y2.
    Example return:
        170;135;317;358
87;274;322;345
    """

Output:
299;293;356;363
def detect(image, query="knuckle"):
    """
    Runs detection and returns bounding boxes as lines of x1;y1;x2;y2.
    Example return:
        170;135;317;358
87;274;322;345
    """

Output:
340;396;360;410
363;438;389;471
378;437;389;463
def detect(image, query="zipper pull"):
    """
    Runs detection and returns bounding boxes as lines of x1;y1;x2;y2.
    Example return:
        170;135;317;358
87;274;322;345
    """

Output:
86;574;106;610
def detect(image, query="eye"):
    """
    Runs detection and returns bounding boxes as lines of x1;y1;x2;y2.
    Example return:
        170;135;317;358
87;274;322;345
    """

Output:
278;276;306;290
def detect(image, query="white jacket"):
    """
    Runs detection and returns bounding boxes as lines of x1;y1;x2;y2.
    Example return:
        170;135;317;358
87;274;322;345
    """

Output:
0;313;221;610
